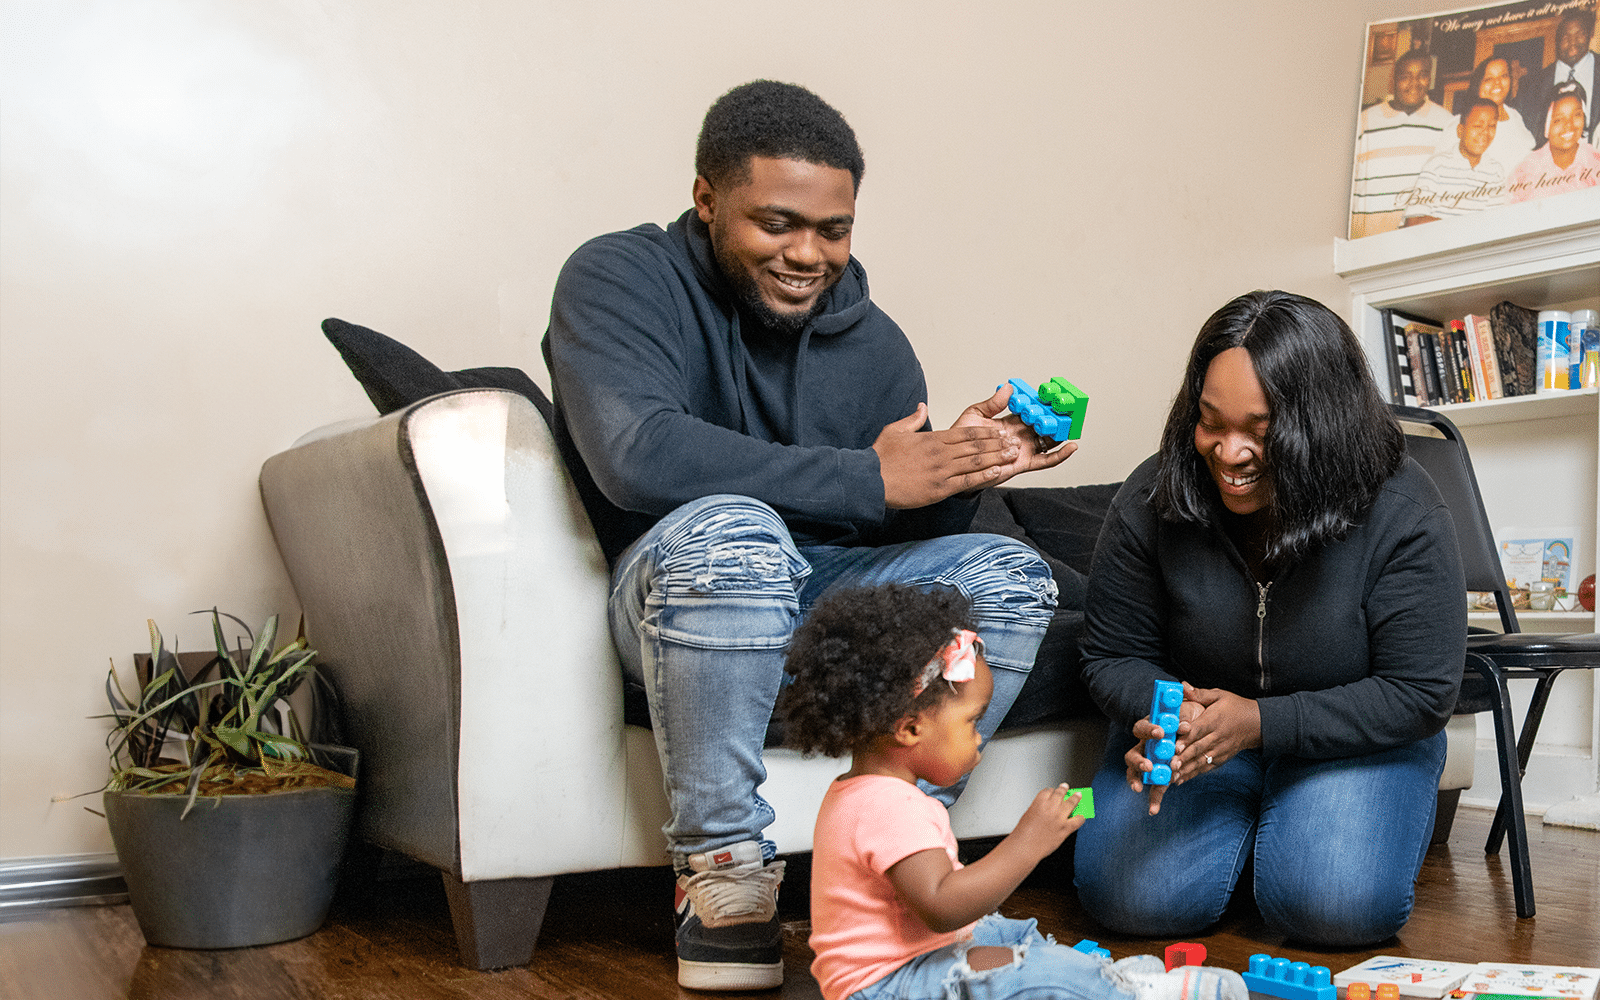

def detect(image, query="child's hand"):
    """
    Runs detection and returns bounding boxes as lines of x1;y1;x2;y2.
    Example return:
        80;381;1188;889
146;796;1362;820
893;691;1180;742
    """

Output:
1010;784;1088;859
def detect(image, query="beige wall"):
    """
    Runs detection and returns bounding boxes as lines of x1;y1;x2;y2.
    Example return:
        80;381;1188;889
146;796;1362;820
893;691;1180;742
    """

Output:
0;0;1437;860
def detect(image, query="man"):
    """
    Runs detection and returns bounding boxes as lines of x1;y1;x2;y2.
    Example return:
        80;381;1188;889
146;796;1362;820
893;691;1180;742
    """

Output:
541;81;1068;991
1516;8;1598;148
1507;83;1600;202
1350;49;1458;237
1401;97;1508;225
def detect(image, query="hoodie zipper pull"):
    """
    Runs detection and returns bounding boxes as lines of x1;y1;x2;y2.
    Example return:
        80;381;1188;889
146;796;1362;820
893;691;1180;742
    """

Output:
1255;580;1272;690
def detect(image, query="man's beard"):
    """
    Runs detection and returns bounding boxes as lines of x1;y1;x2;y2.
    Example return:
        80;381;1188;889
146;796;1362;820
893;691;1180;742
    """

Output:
715;245;827;338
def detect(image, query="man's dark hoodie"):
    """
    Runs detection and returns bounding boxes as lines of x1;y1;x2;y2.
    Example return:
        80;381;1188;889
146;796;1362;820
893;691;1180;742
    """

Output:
542;210;977;565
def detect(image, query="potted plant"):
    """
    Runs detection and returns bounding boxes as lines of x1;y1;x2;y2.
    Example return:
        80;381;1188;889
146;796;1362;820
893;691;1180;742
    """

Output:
101;608;357;949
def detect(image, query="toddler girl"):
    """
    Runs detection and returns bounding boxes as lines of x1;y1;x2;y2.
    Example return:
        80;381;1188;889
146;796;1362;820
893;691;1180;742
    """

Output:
780;583;1248;1000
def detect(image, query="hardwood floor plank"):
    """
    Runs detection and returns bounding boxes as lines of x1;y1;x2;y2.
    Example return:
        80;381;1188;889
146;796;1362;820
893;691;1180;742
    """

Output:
0;806;1591;998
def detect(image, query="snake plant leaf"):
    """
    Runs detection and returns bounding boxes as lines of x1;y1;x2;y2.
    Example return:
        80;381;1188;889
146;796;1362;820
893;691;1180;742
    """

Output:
209;725;253;757
245;614;279;678
254;732;308;760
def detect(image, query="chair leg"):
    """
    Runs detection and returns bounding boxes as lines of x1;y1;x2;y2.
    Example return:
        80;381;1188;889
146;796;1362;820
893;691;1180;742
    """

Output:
1486;668;1564;854
1469;654;1535;918
440;872;555;970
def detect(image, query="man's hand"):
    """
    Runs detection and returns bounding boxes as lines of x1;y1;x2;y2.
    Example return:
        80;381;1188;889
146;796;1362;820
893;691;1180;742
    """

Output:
952;384;1077;487
873;403;1020;508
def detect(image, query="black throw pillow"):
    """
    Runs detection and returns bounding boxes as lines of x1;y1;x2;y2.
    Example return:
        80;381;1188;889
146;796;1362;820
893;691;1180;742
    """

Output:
321;317;554;426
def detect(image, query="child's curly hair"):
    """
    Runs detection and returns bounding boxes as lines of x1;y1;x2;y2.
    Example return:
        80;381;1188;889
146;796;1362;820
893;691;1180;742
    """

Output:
780;583;976;758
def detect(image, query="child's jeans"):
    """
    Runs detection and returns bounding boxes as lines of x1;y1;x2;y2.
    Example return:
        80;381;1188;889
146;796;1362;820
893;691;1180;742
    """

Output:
848;914;1133;1000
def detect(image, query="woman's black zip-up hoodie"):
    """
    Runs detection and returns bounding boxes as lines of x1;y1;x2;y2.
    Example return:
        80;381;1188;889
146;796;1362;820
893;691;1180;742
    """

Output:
1080;453;1464;759
542;209;978;566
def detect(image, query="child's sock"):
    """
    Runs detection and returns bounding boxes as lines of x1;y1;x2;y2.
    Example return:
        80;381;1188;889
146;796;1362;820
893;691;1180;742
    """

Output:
1107;955;1250;1000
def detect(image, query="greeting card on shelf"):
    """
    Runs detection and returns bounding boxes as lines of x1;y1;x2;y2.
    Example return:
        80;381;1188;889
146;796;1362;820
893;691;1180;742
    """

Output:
1496;527;1577;591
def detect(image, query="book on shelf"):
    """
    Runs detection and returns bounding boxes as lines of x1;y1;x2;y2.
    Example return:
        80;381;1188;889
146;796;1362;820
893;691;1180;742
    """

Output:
1459;318;1478;400
1449;321;1476;402
1491;300;1538;398
1381;310;1414;405
1464;313;1504;399
1334;959;1600;1000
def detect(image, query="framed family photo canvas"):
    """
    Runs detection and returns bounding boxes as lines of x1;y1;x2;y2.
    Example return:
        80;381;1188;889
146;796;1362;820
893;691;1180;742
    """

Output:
1349;0;1600;238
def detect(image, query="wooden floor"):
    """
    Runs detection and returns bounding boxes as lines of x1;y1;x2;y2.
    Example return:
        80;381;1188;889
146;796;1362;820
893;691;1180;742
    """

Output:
2;807;1595;1000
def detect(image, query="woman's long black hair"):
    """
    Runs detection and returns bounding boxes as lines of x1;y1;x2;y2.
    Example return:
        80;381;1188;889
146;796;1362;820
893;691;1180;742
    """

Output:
1151;289;1404;568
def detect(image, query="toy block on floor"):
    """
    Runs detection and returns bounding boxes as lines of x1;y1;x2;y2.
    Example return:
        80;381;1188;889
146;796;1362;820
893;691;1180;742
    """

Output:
1072;939;1111;960
1002;377;1089;442
1064;786;1095;818
1145;679;1182;786
1243;954;1335;1000
1164;942;1206;970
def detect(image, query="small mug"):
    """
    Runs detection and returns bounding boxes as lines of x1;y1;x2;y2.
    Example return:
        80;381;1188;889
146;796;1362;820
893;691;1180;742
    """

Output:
1528;580;1556;611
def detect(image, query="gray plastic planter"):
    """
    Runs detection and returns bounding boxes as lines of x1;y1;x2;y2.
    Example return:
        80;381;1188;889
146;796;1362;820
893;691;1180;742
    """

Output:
104;746;357;949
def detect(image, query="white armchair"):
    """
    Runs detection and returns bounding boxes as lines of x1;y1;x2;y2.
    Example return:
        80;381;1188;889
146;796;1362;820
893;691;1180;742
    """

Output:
258;388;1124;969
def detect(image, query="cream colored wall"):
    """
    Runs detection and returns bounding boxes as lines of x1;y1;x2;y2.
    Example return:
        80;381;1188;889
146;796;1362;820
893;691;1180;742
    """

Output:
0;0;1436;861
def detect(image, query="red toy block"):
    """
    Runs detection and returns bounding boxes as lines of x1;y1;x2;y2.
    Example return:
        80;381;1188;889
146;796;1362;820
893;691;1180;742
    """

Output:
1165;942;1206;970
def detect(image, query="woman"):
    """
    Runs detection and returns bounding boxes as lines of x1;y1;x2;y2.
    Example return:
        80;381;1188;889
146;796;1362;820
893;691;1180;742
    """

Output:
1073;290;1464;948
1453;55;1535;174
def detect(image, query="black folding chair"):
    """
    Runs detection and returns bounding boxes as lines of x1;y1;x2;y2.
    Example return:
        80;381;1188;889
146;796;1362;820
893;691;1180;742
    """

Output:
1394;405;1600;919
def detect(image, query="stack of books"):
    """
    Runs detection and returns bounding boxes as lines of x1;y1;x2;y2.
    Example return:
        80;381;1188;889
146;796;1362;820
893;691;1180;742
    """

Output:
1380;301;1539;407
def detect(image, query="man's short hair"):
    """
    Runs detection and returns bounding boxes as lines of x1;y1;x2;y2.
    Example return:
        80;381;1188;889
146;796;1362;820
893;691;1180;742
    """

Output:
1558;8;1595;37
695;80;866;193
1394;48;1433;81
1463;96;1500;119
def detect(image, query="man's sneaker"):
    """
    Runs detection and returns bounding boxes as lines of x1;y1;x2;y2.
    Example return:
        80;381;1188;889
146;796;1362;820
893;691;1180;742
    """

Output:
1108;954;1250;1000
674;841;786;990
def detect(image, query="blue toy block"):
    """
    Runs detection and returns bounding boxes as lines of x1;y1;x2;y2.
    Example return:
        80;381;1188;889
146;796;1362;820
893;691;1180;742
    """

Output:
1145;680;1182;786
1072;938;1111;960
1242;954;1335;1000
1001;377;1089;443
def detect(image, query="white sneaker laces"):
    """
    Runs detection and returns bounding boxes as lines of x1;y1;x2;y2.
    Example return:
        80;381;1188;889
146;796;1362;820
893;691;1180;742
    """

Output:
681;861;785;928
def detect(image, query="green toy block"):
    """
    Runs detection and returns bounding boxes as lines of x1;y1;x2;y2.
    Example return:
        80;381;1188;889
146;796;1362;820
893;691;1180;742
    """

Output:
1036;377;1089;441
1065;786;1095;818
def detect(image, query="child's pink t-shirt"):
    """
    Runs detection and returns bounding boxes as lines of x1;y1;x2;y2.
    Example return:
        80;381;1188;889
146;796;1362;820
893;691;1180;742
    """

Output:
808;774;978;1000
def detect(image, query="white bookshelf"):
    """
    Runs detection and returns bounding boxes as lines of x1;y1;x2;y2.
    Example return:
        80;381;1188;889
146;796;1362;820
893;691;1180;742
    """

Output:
1335;189;1600;815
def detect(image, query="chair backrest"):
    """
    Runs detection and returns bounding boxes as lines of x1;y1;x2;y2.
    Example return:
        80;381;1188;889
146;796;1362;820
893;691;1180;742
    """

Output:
1391;405;1520;633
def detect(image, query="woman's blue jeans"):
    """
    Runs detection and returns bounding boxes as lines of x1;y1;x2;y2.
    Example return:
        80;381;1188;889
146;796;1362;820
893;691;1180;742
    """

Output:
608;495;1057;870
1072;728;1447;948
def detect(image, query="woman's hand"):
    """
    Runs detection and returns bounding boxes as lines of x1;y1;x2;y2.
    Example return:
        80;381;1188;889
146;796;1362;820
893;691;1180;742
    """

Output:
1171;685;1261;782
